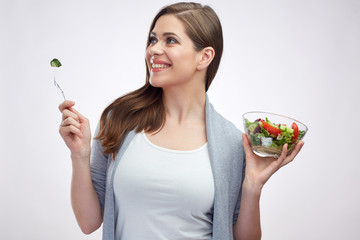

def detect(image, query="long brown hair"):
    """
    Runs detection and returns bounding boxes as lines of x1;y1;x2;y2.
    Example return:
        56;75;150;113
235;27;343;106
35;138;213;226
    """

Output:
95;2;223;158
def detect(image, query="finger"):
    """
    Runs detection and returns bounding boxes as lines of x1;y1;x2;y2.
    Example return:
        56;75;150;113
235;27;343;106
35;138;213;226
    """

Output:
280;143;288;159
273;143;288;167
280;141;304;167
61;117;81;129
242;134;255;156
59;124;83;139
58;100;75;112
61;109;80;122
68;107;88;123
289;141;304;159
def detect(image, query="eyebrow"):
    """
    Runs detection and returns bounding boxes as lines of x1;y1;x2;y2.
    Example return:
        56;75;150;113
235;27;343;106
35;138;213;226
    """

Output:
150;32;182;40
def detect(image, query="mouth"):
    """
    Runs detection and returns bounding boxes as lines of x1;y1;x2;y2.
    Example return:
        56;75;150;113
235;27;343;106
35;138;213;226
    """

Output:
150;59;171;72
152;63;171;69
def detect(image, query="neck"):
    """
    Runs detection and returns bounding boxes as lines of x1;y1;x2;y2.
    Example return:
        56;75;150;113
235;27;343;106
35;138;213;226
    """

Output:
162;85;206;125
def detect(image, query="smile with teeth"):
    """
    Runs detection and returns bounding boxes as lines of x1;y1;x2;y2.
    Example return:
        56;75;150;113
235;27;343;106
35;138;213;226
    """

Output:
152;63;171;69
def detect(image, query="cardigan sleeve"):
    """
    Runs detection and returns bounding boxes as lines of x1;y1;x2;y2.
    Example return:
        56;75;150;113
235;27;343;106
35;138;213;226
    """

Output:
90;123;109;210
233;152;246;225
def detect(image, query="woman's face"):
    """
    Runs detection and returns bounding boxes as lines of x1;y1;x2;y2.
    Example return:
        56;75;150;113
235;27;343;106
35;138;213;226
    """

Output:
145;14;202;89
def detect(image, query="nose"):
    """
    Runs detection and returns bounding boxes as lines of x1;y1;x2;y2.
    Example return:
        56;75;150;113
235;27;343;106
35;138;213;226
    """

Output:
148;42;164;57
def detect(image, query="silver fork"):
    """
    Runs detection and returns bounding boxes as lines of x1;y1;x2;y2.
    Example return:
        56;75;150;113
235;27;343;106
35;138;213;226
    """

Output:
53;68;66;100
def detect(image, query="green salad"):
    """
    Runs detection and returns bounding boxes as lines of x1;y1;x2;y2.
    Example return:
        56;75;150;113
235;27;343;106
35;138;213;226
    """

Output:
244;117;306;155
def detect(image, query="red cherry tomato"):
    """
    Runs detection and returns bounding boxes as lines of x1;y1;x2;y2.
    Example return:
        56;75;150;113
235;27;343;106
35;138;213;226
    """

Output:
260;120;282;137
291;122;299;142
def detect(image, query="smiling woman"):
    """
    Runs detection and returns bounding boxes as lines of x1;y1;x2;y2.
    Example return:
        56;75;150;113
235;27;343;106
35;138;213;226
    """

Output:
94;3;224;157
146;14;212;91
58;2;304;240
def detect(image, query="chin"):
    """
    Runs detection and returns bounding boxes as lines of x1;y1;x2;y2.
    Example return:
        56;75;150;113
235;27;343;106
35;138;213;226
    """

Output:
149;76;170;88
149;79;165;88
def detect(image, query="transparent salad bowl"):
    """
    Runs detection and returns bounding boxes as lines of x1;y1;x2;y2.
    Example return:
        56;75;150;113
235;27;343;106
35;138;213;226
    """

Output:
242;111;308;158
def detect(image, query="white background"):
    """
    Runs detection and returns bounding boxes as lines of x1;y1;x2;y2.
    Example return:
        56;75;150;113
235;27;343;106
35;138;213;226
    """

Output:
1;0;359;239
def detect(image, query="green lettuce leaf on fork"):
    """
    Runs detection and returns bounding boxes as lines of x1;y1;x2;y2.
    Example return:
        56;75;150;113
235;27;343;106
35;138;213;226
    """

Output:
50;58;62;67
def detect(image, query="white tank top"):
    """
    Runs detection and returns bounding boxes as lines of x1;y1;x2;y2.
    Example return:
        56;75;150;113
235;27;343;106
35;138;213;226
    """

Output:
113;131;214;239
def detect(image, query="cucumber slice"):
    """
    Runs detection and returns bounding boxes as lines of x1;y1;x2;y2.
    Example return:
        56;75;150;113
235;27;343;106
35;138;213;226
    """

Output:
50;58;62;67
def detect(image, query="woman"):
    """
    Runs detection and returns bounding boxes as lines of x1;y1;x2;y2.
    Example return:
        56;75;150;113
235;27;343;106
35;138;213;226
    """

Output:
59;2;304;240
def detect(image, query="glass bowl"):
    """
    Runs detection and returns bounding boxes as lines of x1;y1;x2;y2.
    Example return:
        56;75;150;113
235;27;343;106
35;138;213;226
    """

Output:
242;111;308;158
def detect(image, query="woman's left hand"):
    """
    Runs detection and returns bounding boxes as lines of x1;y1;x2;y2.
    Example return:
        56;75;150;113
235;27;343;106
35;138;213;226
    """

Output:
242;133;304;190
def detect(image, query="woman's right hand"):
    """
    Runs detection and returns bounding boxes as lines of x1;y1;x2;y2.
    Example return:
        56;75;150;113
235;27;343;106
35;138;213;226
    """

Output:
59;101;103;233
58;101;92;160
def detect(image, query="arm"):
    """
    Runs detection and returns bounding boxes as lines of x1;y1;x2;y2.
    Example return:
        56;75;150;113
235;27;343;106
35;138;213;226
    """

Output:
59;101;103;234
71;154;103;234
233;180;262;240
233;134;304;240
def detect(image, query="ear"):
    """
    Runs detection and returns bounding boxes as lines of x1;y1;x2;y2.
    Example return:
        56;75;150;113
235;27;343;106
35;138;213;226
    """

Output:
197;47;215;71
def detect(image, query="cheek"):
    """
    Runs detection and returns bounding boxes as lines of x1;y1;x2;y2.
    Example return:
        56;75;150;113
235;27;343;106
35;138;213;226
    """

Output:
173;52;198;71
145;51;151;68
145;47;151;59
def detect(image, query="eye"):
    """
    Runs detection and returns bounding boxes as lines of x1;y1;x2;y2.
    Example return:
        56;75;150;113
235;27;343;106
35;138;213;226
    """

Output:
149;36;158;45
167;37;177;44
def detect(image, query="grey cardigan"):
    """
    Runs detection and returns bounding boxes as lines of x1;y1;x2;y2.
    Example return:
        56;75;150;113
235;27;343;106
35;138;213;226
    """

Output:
90;95;246;240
